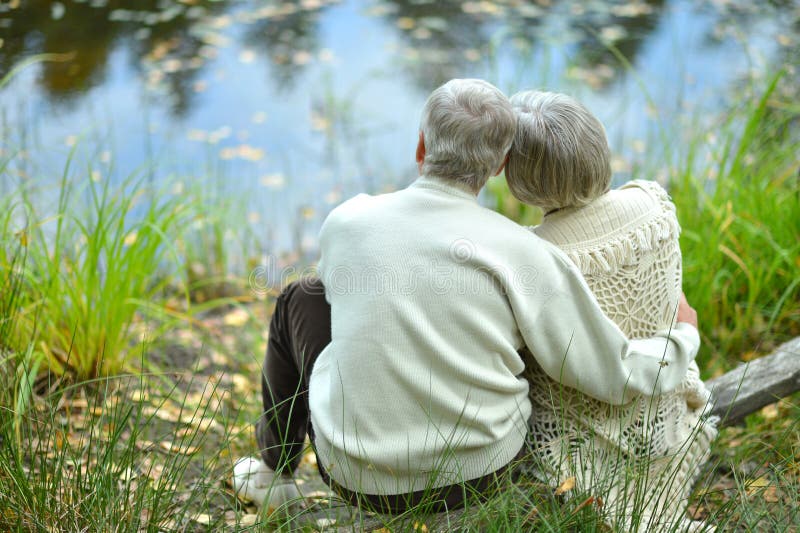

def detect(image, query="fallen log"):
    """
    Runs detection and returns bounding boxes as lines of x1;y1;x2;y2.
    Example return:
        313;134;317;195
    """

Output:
706;336;800;427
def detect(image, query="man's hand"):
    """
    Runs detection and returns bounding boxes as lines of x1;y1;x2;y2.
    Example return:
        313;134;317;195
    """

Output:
677;293;698;329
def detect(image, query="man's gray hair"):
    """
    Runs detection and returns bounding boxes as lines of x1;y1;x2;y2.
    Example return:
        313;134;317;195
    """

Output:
420;79;515;192
506;91;611;211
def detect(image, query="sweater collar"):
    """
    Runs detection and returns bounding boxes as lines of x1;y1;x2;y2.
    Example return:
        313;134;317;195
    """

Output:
410;175;479;202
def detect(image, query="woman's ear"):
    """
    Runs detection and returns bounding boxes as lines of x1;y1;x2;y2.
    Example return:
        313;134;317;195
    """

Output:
415;132;426;173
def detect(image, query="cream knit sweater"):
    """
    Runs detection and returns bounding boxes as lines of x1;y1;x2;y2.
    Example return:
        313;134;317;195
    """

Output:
309;176;700;496
526;180;718;531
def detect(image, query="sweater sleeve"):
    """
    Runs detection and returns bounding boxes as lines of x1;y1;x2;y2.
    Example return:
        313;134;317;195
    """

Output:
510;246;699;405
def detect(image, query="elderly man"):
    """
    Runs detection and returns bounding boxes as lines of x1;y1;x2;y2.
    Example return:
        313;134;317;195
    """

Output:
233;79;700;513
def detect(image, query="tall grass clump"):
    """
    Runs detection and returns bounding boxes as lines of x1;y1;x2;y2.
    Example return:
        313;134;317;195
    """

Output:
670;73;800;369
0;369;247;531
4;166;192;380
179;180;261;304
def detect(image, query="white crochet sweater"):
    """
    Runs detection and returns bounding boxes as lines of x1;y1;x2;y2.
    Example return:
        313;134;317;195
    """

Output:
526;180;718;531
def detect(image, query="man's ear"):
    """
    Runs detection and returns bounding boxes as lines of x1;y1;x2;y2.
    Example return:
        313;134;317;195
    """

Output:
415;132;426;170
493;153;510;176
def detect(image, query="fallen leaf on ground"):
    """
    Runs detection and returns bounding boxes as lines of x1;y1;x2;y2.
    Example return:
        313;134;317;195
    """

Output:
760;403;779;419
159;440;199;455
239;514;258;526
192;513;212;525
762;485;780;503
223;308;250;326
747;476;770;489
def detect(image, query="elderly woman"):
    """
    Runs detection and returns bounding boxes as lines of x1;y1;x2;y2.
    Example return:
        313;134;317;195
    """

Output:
506;91;718;531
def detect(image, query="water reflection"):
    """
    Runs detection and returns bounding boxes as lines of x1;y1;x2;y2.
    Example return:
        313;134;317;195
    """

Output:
0;1;229;114
378;0;494;88
0;0;710;113
242;1;339;90
565;0;666;88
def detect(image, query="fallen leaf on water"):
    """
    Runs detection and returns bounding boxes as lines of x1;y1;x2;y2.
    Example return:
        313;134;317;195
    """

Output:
554;476;576;496
292;50;313;65
260;173;286;189
599;25;627;42
412;27;431;40
396;16;415;30
464;49;481;62
239;49;256;63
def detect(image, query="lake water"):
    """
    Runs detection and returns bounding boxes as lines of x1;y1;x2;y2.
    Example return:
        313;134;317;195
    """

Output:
1;0;798;260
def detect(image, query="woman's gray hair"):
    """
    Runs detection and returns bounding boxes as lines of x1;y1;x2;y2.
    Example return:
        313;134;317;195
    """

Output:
420;79;515;192
506;91;611;211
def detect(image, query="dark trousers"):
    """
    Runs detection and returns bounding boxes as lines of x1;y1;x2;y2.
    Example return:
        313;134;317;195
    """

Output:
256;277;329;474
256;277;516;513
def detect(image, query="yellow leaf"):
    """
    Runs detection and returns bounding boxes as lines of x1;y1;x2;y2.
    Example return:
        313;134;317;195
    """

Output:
159;440;199;455
300;450;318;467
413;521;428;532
239;514;258;526
555;476;576;496
223;308;250;327
760;403;779;420
746;476;771;496
192;513;212;525
17;230;28;247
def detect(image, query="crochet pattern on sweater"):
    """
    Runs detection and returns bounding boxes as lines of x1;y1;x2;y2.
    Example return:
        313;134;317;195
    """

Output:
524;180;718;532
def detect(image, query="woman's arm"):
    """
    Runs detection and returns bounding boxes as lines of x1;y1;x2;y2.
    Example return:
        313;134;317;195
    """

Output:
509;246;699;405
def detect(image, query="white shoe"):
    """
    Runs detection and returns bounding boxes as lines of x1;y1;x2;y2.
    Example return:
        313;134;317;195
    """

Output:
232;457;301;508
